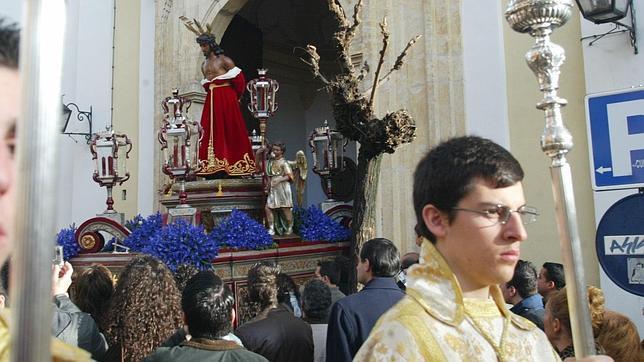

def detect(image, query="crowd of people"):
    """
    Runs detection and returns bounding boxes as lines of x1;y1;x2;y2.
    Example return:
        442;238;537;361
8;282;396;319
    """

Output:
1;15;643;362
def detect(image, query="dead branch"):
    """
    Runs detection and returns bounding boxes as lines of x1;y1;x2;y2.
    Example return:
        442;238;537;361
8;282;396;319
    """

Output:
300;45;330;85
368;17;389;112
378;34;422;85
345;0;363;46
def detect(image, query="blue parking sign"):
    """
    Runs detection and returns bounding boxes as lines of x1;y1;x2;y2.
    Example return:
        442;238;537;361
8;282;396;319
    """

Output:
586;88;644;190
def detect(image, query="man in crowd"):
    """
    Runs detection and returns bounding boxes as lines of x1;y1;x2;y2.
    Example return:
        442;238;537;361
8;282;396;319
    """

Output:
145;271;266;361
301;279;332;362
235;261;313;362
538;261;565;304
0;18;91;361
315;260;345;305
355;136;558;360
502;259;545;330
326;237;404;361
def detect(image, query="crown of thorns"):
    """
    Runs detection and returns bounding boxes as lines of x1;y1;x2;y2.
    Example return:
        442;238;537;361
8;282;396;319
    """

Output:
179;16;217;41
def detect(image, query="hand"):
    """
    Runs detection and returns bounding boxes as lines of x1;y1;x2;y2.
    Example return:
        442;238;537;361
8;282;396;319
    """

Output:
270;178;280;187
51;261;73;297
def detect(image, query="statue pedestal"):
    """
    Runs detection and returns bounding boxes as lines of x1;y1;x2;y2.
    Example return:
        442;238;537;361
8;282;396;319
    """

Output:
160;178;265;231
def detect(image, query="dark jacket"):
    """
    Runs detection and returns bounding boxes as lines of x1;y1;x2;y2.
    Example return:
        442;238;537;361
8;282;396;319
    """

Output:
325;277;405;362
235;305;313;362
144;339;267;362
510;293;545;330
52;294;108;361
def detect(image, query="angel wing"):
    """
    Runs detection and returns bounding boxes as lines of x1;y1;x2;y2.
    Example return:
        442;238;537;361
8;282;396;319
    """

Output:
288;150;308;207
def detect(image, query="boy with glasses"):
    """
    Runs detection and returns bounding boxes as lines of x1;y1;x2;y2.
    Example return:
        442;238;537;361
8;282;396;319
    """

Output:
355;136;557;361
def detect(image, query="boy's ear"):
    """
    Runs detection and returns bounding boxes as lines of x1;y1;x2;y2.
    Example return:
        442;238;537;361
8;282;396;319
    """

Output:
422;204;448;239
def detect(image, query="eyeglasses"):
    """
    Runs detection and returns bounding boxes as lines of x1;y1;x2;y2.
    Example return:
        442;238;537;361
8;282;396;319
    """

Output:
451;204;539;225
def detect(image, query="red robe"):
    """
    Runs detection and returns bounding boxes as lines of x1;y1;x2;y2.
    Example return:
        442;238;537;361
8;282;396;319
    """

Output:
198;67;256;176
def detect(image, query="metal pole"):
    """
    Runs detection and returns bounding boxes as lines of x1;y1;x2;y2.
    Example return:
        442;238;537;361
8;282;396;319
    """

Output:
505;0;596;357
12;0;66;360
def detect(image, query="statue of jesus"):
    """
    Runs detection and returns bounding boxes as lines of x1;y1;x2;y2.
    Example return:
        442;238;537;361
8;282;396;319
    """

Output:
182;17;256;177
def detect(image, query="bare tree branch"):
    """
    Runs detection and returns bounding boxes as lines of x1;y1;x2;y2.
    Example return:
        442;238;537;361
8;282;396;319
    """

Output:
368;17;389;112
300;45;330;85
378;34;422;85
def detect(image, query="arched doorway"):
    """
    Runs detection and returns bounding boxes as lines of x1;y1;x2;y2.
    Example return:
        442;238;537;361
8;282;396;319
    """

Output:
217;0;354;206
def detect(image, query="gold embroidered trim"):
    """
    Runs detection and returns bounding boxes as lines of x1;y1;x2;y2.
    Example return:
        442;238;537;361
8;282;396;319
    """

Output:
397;299;448;362
198;153;256;176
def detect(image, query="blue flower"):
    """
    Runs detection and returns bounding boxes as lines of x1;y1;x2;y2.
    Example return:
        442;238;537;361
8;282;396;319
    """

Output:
298;206;351;242
122;213;163;252
56;224;80;260
209;209;273;250
141;219;217;272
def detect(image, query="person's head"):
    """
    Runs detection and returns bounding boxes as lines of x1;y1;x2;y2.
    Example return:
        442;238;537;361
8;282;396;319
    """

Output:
271;142;286;159
276;272;300;314
538;262;565;298
334;255;352;295
247;261;280;311
72;264;114;332
196;33;223;57
357;238;400;285
173;263;200;292
105;255;183;362
401;252;420;271
414;136;532;292
544;286;605;351
316;260;340;286
181;271;235;340
301;279;331;322
0;19;20;265
596;310;641;362
502;259;538;304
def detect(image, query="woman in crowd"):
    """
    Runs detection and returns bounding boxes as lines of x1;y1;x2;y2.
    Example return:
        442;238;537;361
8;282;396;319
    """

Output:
277;273;302;317
73;264;114;334
102;256;183;361
543;286;606;359
596;310;642;362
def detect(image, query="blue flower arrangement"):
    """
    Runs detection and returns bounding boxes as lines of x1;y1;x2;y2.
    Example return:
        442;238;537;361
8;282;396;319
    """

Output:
56;224;80;260
297;205;352;242
209;209;274;250
140;219;217;272
122;213;163;252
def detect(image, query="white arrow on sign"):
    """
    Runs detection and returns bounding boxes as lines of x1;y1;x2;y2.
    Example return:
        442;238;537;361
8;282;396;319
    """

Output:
596;166;613;174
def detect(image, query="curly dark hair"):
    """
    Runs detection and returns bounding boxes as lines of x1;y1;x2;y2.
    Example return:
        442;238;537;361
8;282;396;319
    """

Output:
72;264;114;333
105;255;183;361
301;279;331;322
173;264;200;292
247;261;280;311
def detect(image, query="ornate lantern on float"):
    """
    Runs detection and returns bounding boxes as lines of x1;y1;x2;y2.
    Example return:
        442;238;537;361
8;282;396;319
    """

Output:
309;120;347;201
90;127;132;224
247;69;279;146
158;89;203;224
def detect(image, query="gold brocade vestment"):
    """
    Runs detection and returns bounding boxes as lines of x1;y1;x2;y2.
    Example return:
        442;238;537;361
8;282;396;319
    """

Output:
0;309;91;361
354;240;561;362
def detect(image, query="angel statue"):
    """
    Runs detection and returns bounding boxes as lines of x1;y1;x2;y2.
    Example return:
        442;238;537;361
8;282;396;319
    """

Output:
260;142;307;236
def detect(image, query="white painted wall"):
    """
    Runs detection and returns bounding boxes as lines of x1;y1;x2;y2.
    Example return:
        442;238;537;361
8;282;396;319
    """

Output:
138;0;155;217
579;9;644;336
461;0;510;149
56;0;115;230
